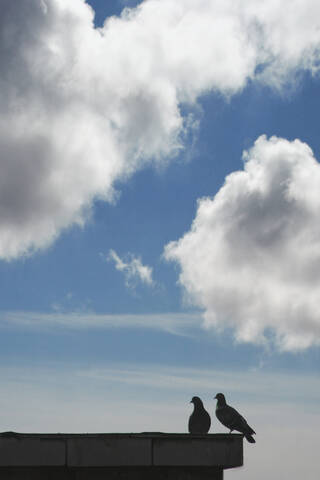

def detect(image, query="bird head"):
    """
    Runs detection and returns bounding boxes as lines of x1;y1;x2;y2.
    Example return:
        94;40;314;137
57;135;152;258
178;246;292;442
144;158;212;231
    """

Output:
214;393;226;402
190;396;203;406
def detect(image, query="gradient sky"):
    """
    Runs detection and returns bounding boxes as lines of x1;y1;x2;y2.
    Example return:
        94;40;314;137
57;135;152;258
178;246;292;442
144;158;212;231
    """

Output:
0;1;320;479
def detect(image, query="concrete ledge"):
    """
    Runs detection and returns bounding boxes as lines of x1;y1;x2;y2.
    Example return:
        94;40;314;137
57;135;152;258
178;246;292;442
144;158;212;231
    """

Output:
68;437;152;467
153;435;242;468
0;436;65;467
0;432;243;470
0;466;224;480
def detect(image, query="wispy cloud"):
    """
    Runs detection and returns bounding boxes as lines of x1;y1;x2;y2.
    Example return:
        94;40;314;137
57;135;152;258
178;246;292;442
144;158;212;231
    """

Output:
106;249;154;287
0;311;201;336
77;363;320;406
0;361;319;433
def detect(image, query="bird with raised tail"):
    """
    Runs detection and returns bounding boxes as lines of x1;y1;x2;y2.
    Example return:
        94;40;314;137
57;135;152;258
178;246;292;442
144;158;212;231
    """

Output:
214;393;256;443
188;396;211;434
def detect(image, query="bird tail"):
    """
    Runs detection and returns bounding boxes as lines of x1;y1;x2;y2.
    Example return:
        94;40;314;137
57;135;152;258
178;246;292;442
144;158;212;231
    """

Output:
244;434;256;443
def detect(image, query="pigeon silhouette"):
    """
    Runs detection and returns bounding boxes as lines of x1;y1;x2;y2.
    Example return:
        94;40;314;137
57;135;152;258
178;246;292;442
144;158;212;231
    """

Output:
188;396;211;434
214;393;256;443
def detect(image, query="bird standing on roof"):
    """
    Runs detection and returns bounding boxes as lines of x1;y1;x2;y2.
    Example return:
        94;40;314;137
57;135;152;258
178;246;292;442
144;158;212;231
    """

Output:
188;396;211;434
214;393;256;443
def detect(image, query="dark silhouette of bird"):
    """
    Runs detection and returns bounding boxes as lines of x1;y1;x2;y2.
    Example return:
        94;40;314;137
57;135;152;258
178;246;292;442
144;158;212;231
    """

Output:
188;396;211;434
214;393;256;443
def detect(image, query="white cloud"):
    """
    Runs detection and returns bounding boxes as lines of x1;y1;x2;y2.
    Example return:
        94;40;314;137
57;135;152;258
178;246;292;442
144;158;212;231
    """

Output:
165;135;320;351
107;249;153;286
2;0;320;258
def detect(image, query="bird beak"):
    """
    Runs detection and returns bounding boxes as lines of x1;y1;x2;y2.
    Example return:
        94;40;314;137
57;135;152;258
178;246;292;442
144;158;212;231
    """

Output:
214;395;217;399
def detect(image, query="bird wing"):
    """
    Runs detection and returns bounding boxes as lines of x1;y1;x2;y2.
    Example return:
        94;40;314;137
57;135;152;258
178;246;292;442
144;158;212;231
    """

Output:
216;405;239;429
237;414;256;435
224;406;255;435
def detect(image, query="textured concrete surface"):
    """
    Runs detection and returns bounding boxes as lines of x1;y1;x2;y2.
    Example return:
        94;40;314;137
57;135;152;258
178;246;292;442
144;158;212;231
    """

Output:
0;432;243;478
68;437;152;466
153;435;241;467
0;436;65;467
0;466;224;479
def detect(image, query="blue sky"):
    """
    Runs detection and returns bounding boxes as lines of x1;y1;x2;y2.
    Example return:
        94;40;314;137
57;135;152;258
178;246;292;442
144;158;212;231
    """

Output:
0;1;320;478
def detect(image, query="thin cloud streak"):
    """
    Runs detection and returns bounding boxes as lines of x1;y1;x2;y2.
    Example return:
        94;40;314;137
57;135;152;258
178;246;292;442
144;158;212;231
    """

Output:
76;363;320;406
0;362;318;428
0;311;202;335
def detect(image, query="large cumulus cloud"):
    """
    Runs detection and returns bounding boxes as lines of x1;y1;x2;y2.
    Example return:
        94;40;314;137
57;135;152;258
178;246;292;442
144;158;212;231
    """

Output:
165;136;320;351
2;0;320;258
